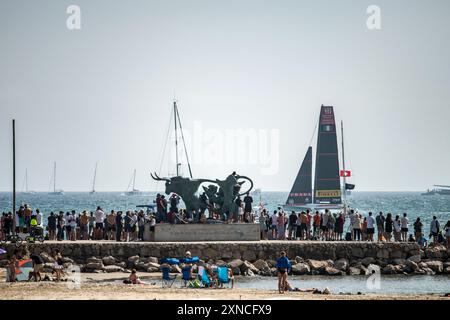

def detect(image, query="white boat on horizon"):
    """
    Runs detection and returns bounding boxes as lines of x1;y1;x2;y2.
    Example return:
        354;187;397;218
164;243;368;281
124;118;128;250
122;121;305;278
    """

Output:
125;169;141;196
48;162;64;195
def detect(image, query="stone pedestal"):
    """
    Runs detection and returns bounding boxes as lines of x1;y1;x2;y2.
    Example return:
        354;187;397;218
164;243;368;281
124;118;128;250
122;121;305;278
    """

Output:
154;223;260;242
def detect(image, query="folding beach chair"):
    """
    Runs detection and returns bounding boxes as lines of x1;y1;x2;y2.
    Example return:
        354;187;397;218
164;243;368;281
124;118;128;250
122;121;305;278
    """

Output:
201;268;211;288
161;265;177;288
181;265;196;287
217;266;231;288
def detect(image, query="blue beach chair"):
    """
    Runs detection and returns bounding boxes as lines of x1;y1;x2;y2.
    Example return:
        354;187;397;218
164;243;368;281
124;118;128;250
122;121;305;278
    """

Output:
161;265;177;288
201;268;211;288
217;266;230;288
181;265;193;287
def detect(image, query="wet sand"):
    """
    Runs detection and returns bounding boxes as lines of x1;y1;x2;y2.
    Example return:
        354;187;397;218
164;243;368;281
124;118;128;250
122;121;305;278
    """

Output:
0;271;447;300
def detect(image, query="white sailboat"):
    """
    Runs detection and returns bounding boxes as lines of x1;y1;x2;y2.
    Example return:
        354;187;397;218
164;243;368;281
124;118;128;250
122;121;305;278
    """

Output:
125;169;141;195
21;169;36;194
48;162;64;195
90;163;97;194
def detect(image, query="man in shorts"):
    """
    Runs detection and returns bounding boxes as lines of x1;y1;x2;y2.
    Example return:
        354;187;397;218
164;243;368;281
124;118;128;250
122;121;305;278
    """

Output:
94;206;105;240
29;254;44;282
366;212;376;241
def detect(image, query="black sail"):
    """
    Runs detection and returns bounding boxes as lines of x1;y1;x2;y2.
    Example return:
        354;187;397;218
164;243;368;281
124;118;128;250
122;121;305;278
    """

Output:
314;105;342;204
286;146;312;206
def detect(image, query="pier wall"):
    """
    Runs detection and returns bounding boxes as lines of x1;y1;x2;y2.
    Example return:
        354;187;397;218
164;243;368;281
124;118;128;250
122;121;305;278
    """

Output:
2;241;423;263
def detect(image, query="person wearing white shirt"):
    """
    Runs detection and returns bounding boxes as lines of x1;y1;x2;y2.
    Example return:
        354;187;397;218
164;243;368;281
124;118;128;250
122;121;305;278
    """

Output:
36;209;42;227
393;215;402;242
400;213;409;242
366;212;376;241
94;206;105;240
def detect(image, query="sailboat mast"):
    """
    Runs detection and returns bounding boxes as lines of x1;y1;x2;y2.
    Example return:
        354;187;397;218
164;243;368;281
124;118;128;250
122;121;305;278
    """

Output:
174;101;180;176
133;169;136;190
53;162;56;193
341;120;347;211
175;105;193;178
92;163;97;192
25;168;28;193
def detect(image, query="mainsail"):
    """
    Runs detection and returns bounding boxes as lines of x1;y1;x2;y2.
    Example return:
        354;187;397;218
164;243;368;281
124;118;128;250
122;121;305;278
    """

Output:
314;105;342;204
286;146;312;206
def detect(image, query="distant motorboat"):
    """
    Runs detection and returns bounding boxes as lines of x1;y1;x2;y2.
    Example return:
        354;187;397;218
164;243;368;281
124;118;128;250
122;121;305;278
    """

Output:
422;185;450;196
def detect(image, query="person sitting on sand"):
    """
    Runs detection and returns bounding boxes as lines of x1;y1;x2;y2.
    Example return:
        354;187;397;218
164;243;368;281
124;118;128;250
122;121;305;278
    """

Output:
124;269;143;284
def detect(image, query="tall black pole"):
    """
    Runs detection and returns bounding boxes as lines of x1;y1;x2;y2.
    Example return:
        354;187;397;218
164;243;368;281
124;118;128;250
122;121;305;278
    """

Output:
12;119;16;234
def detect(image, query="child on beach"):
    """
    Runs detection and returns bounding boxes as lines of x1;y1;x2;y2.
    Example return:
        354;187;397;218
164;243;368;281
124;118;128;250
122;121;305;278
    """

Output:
124;269;143;284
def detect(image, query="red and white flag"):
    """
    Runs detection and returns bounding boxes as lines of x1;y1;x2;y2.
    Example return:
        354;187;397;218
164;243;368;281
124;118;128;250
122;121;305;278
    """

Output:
340;170;351;177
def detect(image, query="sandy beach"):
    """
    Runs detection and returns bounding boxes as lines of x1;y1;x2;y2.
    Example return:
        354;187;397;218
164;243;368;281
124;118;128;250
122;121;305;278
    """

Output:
0;271;448;300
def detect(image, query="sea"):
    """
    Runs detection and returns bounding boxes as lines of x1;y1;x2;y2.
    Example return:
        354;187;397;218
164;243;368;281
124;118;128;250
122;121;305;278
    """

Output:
0;191;449;235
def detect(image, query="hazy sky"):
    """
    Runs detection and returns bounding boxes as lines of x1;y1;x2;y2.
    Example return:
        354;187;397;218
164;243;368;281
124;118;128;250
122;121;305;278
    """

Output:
1;0;449;192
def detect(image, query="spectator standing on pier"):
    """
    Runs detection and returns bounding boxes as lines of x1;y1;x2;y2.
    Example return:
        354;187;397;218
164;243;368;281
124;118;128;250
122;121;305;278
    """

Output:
259;210;268;240
336;213;344;241
80;211;89;240
47;212;56;240
138;211;146;241
277;211;286;240
57;212;65;240
94;207;105;240
313;211;321;239
124;211;132;242
243;192;253;223
393;215;401;242
352;213;362;241
270;211;277;239
400;213;409;242
36;209;42;227
384;213;393;242
376;212;385;242
161;195;168;222
88;212;95;239
429;216;440;245
413;217;423;240
306;210;312;239
70;211;77;241
444;220;450;249
115;211;123;242
299;211;308;240
288;211;297;240
24;204;32;230
366;212;376;242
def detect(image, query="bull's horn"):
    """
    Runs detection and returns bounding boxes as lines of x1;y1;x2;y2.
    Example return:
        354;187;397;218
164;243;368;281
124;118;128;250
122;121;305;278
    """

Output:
150;172;170;181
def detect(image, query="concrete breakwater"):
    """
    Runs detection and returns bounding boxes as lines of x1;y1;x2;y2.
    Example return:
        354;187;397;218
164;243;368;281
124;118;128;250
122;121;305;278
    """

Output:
1;241;449;276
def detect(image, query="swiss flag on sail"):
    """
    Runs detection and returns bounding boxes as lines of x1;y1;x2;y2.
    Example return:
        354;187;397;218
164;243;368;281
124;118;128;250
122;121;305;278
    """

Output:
340;170;351;177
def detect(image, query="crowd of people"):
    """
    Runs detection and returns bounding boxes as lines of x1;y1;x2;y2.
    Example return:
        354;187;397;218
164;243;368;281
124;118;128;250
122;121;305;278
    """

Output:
0;204;157;242
2;201;450;248
258;208;450;248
